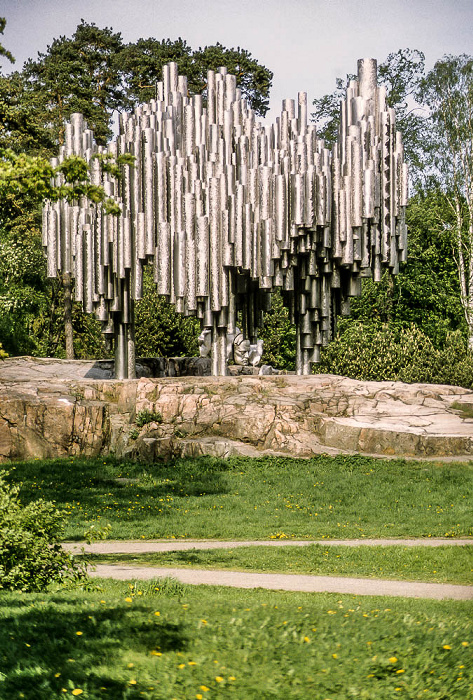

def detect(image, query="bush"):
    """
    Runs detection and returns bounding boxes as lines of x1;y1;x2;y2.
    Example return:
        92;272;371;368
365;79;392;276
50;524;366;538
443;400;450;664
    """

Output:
135;268;200;357
318;321;473;389
260;290;296;370
0;470;86;592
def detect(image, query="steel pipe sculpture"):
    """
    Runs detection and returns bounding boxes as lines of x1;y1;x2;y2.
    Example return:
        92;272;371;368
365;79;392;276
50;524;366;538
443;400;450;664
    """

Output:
43;58;407;377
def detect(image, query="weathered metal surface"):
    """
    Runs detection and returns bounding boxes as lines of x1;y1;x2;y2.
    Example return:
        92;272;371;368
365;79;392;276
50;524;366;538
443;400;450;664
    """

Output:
43;58;407;377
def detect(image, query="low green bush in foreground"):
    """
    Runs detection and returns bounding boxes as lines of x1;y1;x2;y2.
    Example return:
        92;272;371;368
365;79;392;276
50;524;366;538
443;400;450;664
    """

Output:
0;470;85;591
7;455;473;541
86;543;473;585
0;580;471;699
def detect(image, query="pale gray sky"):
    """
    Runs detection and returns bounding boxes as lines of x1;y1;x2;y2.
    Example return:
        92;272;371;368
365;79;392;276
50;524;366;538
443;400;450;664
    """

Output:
1;0;472;123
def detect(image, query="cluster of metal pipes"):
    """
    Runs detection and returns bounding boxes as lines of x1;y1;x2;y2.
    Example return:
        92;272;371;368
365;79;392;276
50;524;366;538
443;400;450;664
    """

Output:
43;58;407;377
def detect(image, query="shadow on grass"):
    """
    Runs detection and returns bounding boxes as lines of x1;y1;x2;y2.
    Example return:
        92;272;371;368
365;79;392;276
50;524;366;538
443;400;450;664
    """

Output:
6;455;232;518
0;594;188;698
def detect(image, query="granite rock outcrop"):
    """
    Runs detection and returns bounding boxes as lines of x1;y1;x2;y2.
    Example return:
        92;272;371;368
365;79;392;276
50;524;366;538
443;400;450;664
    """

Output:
0;357;472;462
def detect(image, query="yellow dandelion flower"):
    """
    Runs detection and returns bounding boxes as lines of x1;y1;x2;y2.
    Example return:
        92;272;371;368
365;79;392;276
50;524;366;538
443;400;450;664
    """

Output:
188;661;197;666
332;653;338;659
443;645;451;650
200;619;207;625
396;669;405;674
229;676;236;681
125;597;133;603
303;636;310;643
462;642;469;647
154;611;160;616
199;685;209;691
389;657;398;664
127;663;134;668
72;691;83;697
54;673;61;678
75;631;83;636
196;695;203;700
178;663;186;669
216;676;224;683
150;650;162;656
129;680;137;685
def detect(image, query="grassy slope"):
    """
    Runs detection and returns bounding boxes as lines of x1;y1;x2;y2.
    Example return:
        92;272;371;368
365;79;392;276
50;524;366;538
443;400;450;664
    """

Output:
7;454;473;541
1;580;471;700
85;543;473;585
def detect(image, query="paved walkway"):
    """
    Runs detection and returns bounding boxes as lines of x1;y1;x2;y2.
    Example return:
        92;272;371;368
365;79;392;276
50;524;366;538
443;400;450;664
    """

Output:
88;565;473;600
64;538;473;601
64;538;473;554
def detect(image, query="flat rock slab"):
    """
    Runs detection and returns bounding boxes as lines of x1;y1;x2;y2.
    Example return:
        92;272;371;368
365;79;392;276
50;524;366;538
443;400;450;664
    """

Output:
89;565;473;600
0;357;472;460
64;538;473;555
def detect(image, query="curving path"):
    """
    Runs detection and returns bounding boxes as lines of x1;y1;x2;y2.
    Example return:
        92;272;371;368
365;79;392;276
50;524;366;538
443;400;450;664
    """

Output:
64;538;473;554
63;538;473;601
88;564;473;600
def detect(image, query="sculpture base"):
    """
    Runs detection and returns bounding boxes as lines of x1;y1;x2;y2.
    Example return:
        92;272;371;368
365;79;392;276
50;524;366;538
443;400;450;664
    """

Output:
0;357;471;463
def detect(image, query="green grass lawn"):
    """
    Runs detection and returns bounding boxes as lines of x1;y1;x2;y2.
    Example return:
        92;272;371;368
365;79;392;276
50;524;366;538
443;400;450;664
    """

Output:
84;544;473;585
6;454;473;541
1;579;471;700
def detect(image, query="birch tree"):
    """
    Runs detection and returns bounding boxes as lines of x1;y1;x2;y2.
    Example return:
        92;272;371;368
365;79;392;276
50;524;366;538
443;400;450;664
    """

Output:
419;55;473;348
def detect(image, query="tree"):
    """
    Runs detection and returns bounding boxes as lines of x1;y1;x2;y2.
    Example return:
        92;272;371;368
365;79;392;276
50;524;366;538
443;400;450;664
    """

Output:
349;190;465;347
0;17;13;66
118;37;193;104
418;55;473;348
119;39;273;116
22;20;126;145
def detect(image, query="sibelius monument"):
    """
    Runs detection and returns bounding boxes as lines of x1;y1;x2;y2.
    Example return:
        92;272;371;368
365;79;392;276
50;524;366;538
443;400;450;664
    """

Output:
42;58;407;378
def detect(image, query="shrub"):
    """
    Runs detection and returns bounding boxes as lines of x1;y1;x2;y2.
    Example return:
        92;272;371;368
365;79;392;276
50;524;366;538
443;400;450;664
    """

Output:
135;408;163;427
260;290;296;370
318;321;473;389
0;470;86;592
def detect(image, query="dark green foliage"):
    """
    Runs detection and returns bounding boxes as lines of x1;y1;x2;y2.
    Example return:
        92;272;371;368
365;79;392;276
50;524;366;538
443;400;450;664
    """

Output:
260;289;296;370
318;320;473;388
135;408;162;427
120;38;273;116
0;470;86;591
118;37;193;104
135;268;200;357
349;191;465;347
189;43;273;116
22;21;126;146
0;17;14;66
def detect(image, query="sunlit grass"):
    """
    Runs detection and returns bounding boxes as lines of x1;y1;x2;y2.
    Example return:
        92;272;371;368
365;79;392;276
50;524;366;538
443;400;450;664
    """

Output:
85;543;473;585
7;454;473;541
0;579;471;699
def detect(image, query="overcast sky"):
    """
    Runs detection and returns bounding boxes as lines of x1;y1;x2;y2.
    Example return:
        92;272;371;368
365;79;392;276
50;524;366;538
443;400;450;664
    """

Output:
1;0;472;123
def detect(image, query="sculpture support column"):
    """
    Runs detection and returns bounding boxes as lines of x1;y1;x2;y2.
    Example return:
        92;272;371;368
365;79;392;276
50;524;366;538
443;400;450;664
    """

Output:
114;320;127;380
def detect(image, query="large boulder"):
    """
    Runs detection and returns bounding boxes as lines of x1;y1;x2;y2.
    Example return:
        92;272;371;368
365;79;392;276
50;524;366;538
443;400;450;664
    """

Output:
0;357;472;461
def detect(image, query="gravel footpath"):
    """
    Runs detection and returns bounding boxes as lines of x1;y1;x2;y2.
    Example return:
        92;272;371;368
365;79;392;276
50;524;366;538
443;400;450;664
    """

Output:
64;538;473;600
89;565;473;600
63;538;473;554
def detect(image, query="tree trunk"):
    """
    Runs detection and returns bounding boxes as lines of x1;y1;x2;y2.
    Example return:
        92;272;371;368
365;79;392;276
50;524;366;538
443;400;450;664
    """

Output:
63;272;75;360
